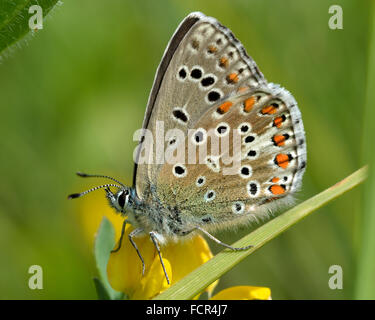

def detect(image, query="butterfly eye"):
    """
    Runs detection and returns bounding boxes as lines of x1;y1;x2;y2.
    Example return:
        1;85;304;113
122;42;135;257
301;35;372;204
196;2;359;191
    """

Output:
118;191;126;208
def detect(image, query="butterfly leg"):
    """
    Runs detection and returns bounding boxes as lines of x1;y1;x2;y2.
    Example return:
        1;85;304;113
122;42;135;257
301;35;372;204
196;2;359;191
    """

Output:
111;219;127;253
196;226;253;251
129;228;146;276
149;231;170;285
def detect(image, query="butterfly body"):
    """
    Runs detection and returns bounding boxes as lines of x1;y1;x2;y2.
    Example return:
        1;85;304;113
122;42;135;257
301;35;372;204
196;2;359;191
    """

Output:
70;12;307;283
107;187;194;242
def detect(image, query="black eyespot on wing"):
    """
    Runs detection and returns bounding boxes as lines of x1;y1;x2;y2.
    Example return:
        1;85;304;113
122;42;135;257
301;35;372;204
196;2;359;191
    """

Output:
191;68;202;79
178;68;187;79
240;125;249;133
241;167;250;176
172;109;188;123
208;91;221;102
201;76;215;87
174;165;185;175
217;125;227;134
249;183;257;195
195;130;204;143
234;202;242;212
247;150;256;157
245;135;255;143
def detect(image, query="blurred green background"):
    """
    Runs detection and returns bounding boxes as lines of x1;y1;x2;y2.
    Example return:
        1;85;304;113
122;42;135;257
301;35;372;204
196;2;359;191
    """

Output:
0;0;373;299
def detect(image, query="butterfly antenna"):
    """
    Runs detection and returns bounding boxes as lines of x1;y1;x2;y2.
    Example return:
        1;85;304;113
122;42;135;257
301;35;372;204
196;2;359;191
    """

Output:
76;172;126;188
68;183;122;199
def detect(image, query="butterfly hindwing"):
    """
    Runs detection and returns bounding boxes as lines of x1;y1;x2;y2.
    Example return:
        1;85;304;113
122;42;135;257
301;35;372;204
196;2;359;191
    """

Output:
155;84;306;231
134;12;266;199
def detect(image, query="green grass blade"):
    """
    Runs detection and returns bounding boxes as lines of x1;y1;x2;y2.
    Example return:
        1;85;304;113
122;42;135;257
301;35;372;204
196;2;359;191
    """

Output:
0;0;60;58
155;167;368;300
355;2;375;300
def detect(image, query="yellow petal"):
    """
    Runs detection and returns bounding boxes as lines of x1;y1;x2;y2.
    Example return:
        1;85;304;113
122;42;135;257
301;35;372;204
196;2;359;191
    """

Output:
132;256;172;300
162;235;218;297
107;225;156;297
211;286;272;300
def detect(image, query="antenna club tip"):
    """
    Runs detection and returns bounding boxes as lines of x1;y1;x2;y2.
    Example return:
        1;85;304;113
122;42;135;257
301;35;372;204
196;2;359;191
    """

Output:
67;193;81;199
76;172;90;177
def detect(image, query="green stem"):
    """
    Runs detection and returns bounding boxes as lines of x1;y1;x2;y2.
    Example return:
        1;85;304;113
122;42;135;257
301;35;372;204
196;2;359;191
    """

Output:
355;0;375;299
155;166;368;300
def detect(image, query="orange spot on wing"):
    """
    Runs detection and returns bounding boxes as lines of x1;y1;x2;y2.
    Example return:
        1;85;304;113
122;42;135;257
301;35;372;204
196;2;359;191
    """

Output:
270;184;286;195
244;96;256;112
226;73;239;84
273;116;284;128
271;177;280;183
217;101;233;114
219;57;228;68
208;45;217;53
272;135;286;147
261;104;278;115
275;153;290;169
261;106;277;115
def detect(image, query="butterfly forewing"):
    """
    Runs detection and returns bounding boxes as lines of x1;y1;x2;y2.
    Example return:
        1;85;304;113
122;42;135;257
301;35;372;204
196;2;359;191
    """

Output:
134;12;266;199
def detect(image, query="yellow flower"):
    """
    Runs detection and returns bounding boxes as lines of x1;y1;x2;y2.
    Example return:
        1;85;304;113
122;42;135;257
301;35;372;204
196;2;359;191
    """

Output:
211;286;272;300
107;223;217;299
77;191;217;299
77;187;271;300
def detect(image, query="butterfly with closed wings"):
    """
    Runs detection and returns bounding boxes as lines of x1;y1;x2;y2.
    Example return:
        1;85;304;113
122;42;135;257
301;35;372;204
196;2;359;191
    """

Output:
69;12;307;284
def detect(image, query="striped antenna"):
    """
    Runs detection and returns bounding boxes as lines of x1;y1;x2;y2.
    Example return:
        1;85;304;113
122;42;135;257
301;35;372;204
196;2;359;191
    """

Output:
67;183;122;199
76;172;127;188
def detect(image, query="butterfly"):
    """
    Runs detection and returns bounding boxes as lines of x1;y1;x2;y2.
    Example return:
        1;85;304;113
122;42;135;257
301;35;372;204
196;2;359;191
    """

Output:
69;12;307;284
